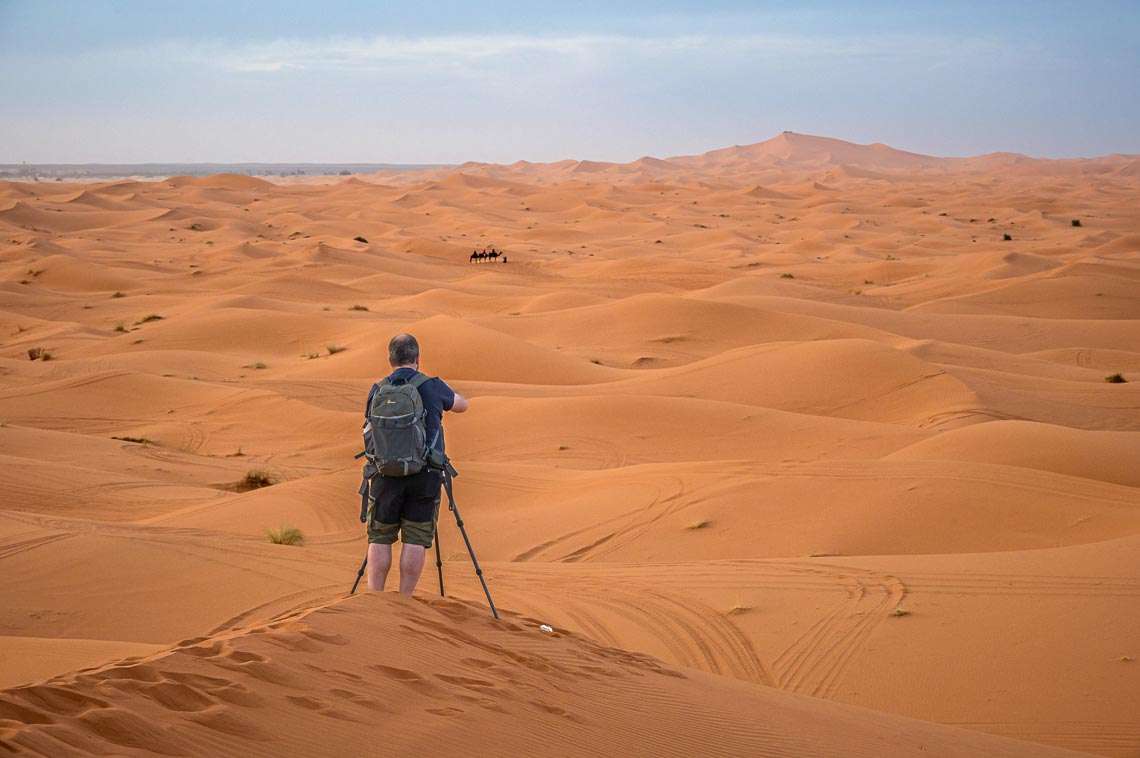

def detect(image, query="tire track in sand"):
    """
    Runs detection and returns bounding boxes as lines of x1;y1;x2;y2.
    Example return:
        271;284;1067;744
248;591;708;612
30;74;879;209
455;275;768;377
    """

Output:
772;563;904;699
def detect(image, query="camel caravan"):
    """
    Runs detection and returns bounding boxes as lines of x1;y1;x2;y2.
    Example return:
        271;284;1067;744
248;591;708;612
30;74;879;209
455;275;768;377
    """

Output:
469;248;507;264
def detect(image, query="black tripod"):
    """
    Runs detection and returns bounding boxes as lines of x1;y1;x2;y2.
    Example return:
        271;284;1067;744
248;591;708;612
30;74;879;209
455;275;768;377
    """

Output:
351;463;498;620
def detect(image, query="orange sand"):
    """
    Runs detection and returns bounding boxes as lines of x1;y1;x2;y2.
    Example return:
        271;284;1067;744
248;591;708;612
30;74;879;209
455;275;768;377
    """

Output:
1;132;1138;756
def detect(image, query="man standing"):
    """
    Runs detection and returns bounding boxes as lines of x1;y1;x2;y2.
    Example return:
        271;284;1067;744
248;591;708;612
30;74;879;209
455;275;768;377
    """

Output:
365;333;468;595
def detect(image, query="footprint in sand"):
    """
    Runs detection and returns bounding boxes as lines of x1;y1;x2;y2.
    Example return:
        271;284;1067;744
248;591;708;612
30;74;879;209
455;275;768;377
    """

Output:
9;685;110;717
369;664;450;699
425;706;465;717
187;703;270;739
139;680;216;712
284;694;362;722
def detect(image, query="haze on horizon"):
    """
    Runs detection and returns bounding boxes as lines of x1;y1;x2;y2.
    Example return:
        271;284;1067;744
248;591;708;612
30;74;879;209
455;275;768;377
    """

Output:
2;0;1138;165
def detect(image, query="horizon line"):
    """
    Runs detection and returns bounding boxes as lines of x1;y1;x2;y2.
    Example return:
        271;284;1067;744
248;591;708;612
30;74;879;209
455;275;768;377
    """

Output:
3;132;1139;170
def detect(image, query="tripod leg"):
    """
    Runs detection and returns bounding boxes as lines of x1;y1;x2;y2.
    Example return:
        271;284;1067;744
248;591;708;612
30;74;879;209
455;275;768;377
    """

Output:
443;472;499;620
350;553;368;595
435;524;445;597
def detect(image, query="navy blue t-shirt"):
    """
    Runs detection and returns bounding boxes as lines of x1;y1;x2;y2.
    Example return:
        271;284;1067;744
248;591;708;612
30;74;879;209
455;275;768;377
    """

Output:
365;368;455;452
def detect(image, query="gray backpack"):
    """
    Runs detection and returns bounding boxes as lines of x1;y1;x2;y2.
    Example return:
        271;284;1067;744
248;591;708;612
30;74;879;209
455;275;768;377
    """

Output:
364;372;431;477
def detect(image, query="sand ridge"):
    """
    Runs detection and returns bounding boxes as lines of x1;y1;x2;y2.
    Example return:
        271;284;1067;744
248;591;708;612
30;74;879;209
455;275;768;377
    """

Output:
0;593;1088;757
1;132;1139;756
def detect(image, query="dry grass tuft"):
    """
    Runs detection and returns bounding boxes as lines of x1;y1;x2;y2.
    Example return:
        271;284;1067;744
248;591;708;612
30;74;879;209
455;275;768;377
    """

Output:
111;435;152;445
229;469;277;492
266;526;305;546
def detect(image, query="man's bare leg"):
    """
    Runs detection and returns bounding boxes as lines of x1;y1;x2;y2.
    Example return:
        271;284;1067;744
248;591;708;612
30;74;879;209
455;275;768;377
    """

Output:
399;544;426;596
367;543;392;591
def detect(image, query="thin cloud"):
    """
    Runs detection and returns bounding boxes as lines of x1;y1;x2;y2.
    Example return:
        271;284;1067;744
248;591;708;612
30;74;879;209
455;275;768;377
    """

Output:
181;32;1008;74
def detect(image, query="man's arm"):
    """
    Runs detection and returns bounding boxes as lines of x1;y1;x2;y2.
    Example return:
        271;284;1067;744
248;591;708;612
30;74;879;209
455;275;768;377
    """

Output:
450;391;468;413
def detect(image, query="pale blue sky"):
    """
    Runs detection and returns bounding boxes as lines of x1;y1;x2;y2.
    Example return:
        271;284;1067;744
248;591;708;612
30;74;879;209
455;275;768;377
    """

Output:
1;1;1137;163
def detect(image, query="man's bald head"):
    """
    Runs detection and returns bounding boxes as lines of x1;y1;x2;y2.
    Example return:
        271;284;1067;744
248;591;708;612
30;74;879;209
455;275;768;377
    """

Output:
388;333;420;368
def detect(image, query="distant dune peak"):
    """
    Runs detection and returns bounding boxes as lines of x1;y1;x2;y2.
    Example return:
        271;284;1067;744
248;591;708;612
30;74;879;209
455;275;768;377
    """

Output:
357;129;1140;188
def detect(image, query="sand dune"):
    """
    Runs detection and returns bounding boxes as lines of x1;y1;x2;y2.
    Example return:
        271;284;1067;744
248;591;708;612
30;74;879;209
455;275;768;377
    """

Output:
0;594;1085;758
886;419;1140;487
608;338;980;426
2;136;1138;756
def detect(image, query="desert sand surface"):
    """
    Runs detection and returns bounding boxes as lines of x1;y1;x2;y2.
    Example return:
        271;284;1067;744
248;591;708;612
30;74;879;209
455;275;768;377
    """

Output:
1;132;1138;756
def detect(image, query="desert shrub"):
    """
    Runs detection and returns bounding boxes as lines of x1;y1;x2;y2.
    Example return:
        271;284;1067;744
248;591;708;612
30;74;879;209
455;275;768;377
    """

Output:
135;314;163;324
686;519;711;530
349;304;369;311
236;470;277;491
1003;233;1012;241
1071;219;1082;227
112;435;152;445
114;322;127;332
112;291;126;298
266;526;304;546
27;347;44;360
353;236;368;243
890;606;910;617
1105;373;1127;384
780;273;795;279
326;344;347;355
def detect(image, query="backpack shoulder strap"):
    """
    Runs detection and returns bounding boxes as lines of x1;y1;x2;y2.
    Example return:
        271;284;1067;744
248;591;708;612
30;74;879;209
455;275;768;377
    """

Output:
365;381;384;416
407;372;432;389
